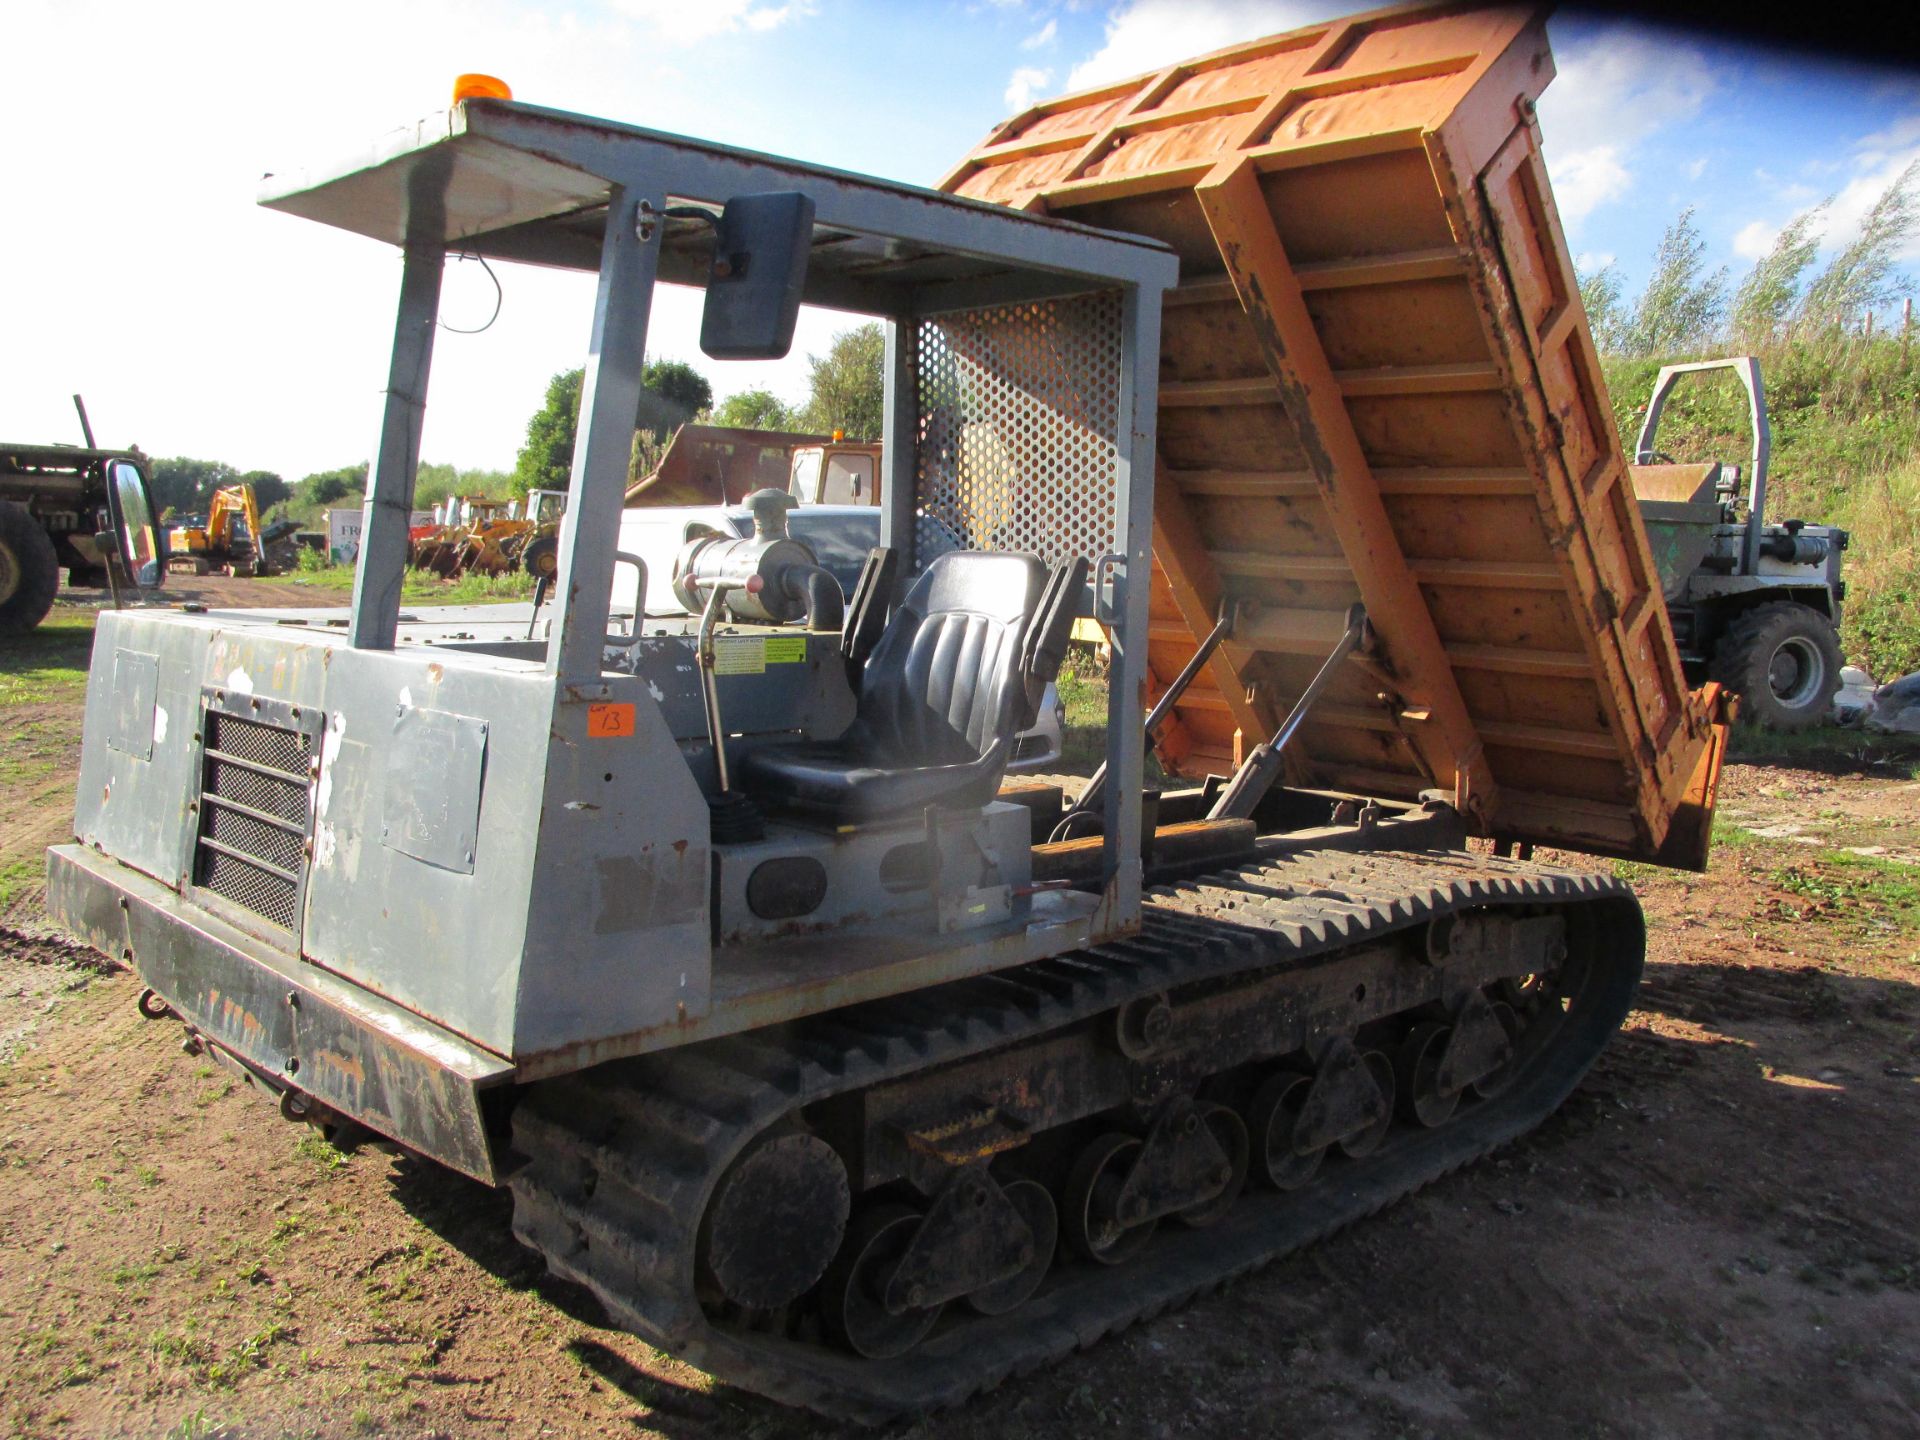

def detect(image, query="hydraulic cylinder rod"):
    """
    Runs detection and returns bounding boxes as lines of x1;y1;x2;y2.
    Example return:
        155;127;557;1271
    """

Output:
1207;604;1368;822
1054;601;1233;839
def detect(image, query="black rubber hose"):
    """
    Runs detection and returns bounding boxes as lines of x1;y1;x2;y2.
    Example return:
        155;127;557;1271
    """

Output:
784;563;846;634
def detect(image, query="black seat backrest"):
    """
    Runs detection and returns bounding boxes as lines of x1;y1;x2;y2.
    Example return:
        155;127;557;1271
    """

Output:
851;551;1049;767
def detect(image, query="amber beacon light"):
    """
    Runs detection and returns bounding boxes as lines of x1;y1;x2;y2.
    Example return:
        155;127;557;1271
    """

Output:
452;73;512;103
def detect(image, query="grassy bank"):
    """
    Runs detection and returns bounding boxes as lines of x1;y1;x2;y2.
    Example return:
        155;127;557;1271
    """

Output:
1601;336;1920;679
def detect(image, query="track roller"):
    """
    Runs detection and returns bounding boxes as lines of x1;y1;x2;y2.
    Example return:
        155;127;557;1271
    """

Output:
822;1204;945;1359
1063;1133;1157;1265
963;1179;1057;1316
1173;1104;1248;1228
1246;1071;1325;1190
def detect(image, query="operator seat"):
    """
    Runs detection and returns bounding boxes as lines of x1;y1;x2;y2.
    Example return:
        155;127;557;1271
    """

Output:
739;550;1065;824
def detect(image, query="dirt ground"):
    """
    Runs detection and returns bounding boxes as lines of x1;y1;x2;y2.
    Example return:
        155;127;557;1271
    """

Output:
3;583;1918;1439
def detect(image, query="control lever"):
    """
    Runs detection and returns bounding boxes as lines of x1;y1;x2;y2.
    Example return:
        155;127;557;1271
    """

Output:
695;575;756;793
692;574;767;842
1207;604;1368;823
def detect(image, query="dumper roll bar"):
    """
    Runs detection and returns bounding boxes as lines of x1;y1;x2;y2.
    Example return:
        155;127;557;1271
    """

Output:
1634;356;1771;576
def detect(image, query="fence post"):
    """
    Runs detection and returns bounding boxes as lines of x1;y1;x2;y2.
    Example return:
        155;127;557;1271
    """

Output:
1863;309;1874;342
1903;297;1912;366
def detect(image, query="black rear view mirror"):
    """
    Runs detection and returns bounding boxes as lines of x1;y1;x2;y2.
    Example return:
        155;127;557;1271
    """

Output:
699;192;815;361
106;458;164;588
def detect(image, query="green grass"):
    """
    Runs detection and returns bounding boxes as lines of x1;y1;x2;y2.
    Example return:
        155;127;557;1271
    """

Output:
0;856;43;911
1054;648;1168;783
0;611;95;708
1765;848;1920;940
293;1132;351;1173
271;564;537;606
0;714;77;789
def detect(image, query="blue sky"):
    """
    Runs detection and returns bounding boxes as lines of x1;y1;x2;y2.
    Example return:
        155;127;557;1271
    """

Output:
2;1;1915;482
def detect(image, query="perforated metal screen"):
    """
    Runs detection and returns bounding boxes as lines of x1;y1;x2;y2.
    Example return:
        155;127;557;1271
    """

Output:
194;710;314;932
913;291;1124;572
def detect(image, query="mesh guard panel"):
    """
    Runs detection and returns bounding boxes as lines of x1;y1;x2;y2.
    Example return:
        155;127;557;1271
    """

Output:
914;292;1123;573
194;711;314;933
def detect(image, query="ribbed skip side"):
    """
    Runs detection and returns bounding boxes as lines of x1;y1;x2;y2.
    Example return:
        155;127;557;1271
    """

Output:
940;1;1727;867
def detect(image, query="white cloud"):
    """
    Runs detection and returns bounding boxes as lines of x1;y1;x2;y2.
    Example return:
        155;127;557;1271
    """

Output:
1535;24;1719;230
1733;219;1780;260
1824;127;1920;262
1574;251;1616;272
1067;0;1347;91
1552;145;1632;224
1685;155;1709;180
1005;66;1052;110
1739;112;1920;268
611;0;814;45
1022;18;1057;50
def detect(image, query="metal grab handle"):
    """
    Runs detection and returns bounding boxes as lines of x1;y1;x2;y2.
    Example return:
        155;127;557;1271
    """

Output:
695;575;758;793
1207;604;1368;822
527;550;649;646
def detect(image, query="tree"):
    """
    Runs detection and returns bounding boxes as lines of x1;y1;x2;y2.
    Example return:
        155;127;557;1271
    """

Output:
1732;204;1827;344
237;469;289;511
1624;208;1729;356
635;358;714;442
802;323;885;440
295;462;369;511
713;389;797;430
1577;262;1628;354
1799;161;1919;332
148;457;238;515
513;367;584;496
515;360;717;493
415;463;513;511
644;359;713;418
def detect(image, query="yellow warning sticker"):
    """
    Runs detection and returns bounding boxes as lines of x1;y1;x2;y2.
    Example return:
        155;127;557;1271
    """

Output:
713;637;765;675
764;635;808;664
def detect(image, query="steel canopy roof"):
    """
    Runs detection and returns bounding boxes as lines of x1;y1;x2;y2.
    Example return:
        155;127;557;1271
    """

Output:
258;99;1177;313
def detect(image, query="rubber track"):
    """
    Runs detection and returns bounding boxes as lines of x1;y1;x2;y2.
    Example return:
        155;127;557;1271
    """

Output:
509;847;1642;1423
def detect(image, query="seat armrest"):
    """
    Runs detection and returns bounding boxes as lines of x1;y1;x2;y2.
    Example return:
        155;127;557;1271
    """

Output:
842;545;898;674
1021;557;1089;684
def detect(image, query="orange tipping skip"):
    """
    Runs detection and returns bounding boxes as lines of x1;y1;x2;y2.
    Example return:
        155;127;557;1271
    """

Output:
941;1;1725;867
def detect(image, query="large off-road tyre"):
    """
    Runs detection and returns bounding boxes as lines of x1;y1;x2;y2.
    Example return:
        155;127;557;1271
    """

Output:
1711;600;1844;731
0;502;61;637
520;534;559;581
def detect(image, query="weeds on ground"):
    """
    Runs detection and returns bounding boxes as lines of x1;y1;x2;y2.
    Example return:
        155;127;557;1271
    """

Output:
1053;649;1169;783
292;1132;351;1174
272;563;536;606
1764;848;1920;939
0;855;44;911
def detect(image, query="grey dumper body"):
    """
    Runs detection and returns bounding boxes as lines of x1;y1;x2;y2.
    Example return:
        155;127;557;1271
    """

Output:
47;97;1175;1181
48;94;1649;1421
1629;357;1847;729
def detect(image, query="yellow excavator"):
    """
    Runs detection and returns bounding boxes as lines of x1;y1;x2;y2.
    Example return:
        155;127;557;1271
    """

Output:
166;483;293;576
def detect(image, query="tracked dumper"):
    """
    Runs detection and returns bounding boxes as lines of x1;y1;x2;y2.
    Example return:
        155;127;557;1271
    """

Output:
49;6;1724;1422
